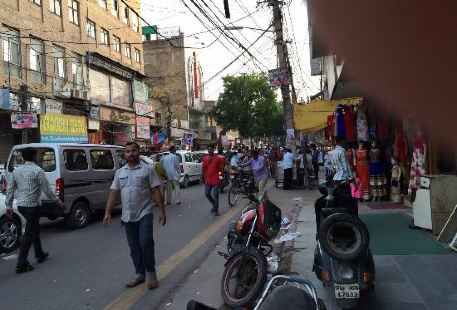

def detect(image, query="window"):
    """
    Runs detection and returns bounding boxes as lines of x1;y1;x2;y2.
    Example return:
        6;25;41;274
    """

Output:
113;36;121;52
98;0;107;9
68;0;79;25
2;26;21;77
31;0;41;5
52;45;66;79
29;37;46;83
131;11;139;32
90;150;114;170
72;53;83;87
101;28;109;45
124;43;131;58
9;148;56;173
50;0;61;16
185;153;193;163
134;48;140;63
86;19;96;38
121;1;129;25
64;150;88;171
111;0;119;17
115;150;127;167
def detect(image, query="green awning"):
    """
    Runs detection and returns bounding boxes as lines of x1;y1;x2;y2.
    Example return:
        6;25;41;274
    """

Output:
142;26;158;35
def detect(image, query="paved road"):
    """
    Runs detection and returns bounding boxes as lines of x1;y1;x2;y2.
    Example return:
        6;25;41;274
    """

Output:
0;183;244;310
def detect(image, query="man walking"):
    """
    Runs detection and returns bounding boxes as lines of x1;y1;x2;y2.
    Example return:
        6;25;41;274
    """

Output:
311;144;320;181
239;149;269;200
5;148;64;274
160;146;181;205
202;145;224;216
268;147;279;179
104;142;166;289
282;148;295;190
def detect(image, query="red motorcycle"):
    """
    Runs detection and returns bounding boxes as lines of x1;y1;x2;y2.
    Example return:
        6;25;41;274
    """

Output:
219;194;282;308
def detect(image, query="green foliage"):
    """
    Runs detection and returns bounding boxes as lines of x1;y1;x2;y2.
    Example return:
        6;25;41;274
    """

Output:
212;73;284;138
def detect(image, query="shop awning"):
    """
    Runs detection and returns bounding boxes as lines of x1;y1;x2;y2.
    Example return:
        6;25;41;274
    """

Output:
293;97;362;132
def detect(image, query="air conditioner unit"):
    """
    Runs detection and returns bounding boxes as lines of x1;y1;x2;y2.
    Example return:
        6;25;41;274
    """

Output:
72;89;89;101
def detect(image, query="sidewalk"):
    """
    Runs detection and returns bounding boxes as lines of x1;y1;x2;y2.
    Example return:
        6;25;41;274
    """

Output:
291;191;457;310
156;181;307;310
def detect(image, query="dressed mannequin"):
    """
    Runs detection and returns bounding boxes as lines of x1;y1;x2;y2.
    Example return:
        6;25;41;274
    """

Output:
390;157;402;203
356;109;369;142
408;130;427;195
369;141;387;200
355;141;370;201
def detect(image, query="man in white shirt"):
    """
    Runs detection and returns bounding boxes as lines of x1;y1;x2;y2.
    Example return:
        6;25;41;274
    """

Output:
282;148;295;190
160;146;181;205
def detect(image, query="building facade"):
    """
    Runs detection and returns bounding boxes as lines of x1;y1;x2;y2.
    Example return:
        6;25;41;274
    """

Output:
0;0;149;161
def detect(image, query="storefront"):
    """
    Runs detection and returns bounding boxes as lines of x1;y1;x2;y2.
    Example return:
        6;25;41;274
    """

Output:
99;106;135;145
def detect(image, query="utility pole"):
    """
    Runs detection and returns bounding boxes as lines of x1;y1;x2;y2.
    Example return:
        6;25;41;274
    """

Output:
270;0;295;147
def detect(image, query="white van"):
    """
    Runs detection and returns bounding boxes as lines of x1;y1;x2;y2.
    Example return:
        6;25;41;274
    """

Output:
153;150;202;188
4;143;126;229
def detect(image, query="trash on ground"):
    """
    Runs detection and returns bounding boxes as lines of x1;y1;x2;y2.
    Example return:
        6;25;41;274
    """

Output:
274;232;301;243
267;252;280;273
281;223;292;230
85;289;90;292
282;217;291;226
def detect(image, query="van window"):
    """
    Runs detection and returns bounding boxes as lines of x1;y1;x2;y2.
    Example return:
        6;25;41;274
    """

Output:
8;148;56;172
185;153;193;163
64;150;88;171
115;150;127;168
90;150;114;170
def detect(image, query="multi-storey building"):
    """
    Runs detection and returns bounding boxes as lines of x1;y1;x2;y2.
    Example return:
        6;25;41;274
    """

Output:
0;0;150;161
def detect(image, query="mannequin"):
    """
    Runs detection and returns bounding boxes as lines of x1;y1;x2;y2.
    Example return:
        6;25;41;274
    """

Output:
369;140;387;200
408;130;427;195
355;141;370;201
390;157;402;203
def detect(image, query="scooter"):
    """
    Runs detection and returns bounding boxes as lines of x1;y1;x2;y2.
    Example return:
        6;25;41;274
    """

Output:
313;180;375;309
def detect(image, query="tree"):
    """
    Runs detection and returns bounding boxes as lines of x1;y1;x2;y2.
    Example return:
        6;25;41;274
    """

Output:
212;73;284;139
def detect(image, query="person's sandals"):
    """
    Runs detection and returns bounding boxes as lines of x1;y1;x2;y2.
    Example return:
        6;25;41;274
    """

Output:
125;277;145;288
147;277;159;290
16;264;34;274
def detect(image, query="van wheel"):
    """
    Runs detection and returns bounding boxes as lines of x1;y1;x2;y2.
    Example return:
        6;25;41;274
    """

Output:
0;216;21;253
181;176;190;188
66;201;90;229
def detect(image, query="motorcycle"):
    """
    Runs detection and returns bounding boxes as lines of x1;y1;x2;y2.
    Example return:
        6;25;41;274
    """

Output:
228;169;258;207
313;180;375;309
188;275;326;310
218;194;282;308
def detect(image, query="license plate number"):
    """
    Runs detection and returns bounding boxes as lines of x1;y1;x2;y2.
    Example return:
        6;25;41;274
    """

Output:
334;284;360;299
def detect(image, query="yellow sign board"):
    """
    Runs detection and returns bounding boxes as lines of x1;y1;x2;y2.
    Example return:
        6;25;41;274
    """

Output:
40;113;88;143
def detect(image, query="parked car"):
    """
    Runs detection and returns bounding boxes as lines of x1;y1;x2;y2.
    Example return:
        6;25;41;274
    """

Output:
4;143;125;229
0;193;26;253
152;150;202;188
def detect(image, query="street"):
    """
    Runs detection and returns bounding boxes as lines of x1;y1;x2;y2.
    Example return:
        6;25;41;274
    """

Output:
0;184;242;310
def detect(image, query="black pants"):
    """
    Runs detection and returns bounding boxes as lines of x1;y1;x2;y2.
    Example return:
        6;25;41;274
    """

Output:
313;163;319;180
283;168;293;189
17;207;45;268
297;168;305;187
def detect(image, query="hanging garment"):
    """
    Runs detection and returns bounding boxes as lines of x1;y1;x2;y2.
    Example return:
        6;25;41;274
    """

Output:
355;148;371;200
391;163;402;203
394;128;408;166
369;118;377;141
343;105;357;142
369;147;387;199
327;115;335;139
408;133;427;194
335;105;346;138
356;110;369;142
351;178;363;199
377;118;389;140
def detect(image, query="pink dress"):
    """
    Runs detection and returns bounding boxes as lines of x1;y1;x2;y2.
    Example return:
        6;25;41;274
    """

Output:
408;134;427;193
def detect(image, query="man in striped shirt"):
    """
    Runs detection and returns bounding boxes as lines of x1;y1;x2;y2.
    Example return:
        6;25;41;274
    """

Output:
325;136;355;181
5;148;64;274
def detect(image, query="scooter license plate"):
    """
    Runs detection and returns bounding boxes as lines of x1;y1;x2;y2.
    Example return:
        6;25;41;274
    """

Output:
334;284;360;299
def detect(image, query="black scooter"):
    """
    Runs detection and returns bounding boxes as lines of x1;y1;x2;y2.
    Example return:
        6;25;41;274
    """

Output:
313;180;375;309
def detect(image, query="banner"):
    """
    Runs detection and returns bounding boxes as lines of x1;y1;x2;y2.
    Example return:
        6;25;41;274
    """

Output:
11;113;38;129
135;102;152;116
136;116;150;139
182;132;194;146
268;68;289;87
45;99;63;114
40;113;88;143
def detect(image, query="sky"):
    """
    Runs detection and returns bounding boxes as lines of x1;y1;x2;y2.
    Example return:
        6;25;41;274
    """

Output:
140;0;320;101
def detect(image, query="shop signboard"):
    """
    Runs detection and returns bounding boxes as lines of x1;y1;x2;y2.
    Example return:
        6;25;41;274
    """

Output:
11;113;38;129
90;105;100;120
133;80;149;104
88;120;100;130
40;113;88;143
45;99;63;114
100;107;135;125
182;132;194;146
268;68;289;87
136;116;150;139
135;102;152;116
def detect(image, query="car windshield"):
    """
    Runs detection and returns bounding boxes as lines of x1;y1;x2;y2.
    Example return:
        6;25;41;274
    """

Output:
8;148;56;172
